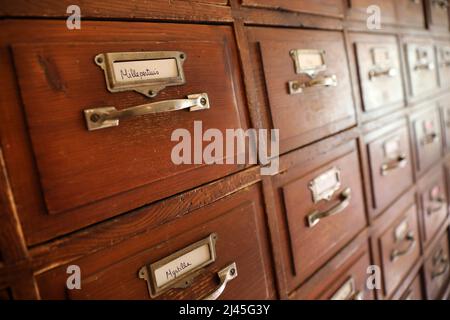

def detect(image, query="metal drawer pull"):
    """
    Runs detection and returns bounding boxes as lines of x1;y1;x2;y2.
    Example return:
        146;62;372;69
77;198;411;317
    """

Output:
84;93;210;131
381;154;407;176
415;62;435;71
432;256;449;279
391;232;416;262
427;197;445;215
421;132;439;145
288;74;337;94
432;0;449;8
202;262;237;300
369;67;397;80
307;188;351;228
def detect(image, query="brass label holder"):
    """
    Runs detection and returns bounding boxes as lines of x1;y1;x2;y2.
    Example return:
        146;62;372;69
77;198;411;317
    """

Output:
308;167;342;203
138;233;217;298
95;51;186;98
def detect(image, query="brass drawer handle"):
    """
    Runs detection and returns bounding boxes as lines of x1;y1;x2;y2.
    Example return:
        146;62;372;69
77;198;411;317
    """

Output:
351;291;364;300
307;188;351;228
369;67;397;80
432;256;449;279
391;232;416;262
380;154;407;176
288;74;337;94
415;62;435;71
421;132;439;145
202;262;237;300
427;197;446;215
84;93;210;131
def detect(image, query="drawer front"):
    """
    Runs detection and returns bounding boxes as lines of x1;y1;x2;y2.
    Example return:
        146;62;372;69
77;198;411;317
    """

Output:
367;124;414;215
420;174;448;244
405;42;438;98
247;27;355;152
379;205;421;296
275;141;366;291
36;184;275;299
353;35;404;112
241;0;344;17
348;0;396;24
426;0;450;29
290;241;374;300
440;99;450;151
411;108;442;175
395;0;426;27
437;43;450;89
10;22;247;228
424;232;450;299
398;273;424;300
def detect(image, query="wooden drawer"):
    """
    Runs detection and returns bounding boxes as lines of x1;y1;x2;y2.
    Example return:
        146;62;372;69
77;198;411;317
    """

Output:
371;191;421;298
247;27;356;153
425;0;450;30
270;138;366;294
395;0;426;28
424;231;450;299
364;121;414;218
411;106;443;177
418;168;448;245
396;273;424;300
290;240;374;300
440;98;450;152
347;0;396;24
437;43;450;89
241;0;344;17
2;21;248;244
350;33;404;116
36;183;275;299
404;40;439;99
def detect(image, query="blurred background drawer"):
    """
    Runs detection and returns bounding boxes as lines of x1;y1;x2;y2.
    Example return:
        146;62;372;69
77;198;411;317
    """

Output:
440;97;450;152
247;27;356;153
36;183;275;299
371;191;422;298
437;42;450;89
395;0;426;28
350;33;405;119
410;105;443;177
404;39;439;100
418;167;448;245
290;240;374;300
7;20;248;244
241;0;344;17
270;138;366;293
424;230;450;299
395;272;425;300
364;120;414;218
425;0;450;31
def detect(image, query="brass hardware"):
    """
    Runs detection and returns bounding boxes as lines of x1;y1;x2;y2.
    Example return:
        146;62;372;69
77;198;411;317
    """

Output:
331;278;364;300
84;93;210;131
421;132;439;145
138;233;217;298
432;0;449;8
307;188;351;228
432;256;449;279
415;62;435;71
290;49;327;77
202;262;238;300
308;167;342;203
427;187;445;215
288;75;337;95
94;51;186;98
381;154;407;176
414;47;435;71
391;231;416;262
369;67;397;80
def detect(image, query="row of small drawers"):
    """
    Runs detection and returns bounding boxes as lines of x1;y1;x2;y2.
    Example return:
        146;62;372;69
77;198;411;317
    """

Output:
241;0;449;31
2;20;450;245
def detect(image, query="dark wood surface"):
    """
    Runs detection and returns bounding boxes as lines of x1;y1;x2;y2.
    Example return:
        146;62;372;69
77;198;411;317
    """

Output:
0;0;450;300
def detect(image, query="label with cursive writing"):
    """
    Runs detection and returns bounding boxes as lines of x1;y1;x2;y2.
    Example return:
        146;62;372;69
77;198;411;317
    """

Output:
112;58;179;84
154;243;212;288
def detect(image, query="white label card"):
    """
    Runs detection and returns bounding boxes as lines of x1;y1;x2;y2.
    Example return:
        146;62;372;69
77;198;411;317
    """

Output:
154;243;212;288
113;58;179;83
